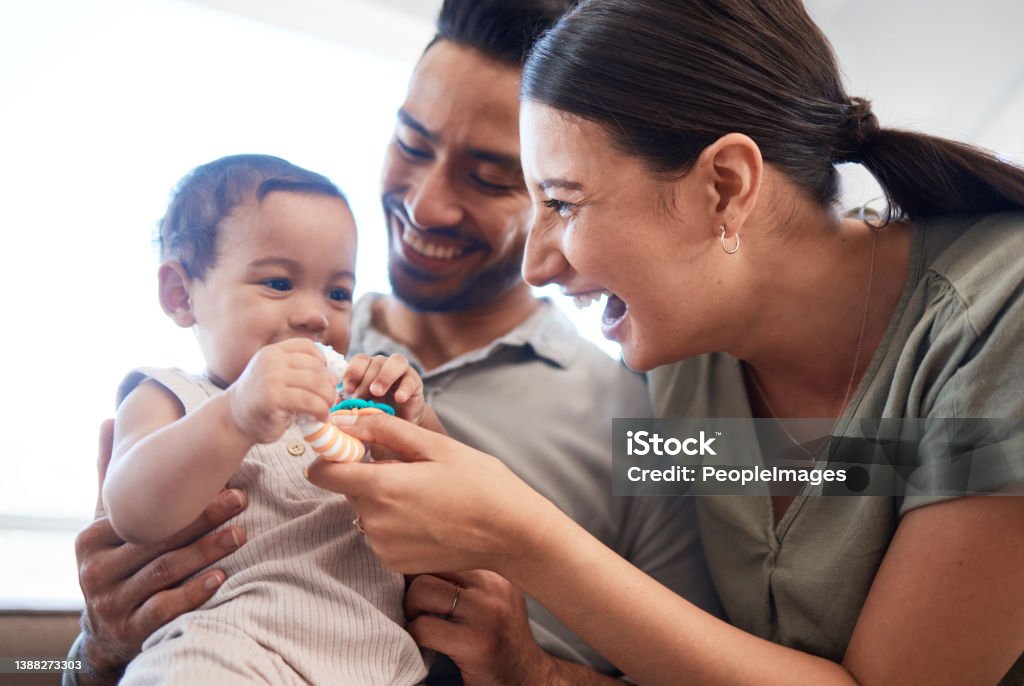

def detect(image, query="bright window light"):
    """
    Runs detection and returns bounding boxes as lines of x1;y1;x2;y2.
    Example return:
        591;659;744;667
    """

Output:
0;0;620;608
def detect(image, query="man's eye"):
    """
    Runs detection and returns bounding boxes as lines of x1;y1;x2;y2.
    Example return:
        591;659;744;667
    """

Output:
395;138;430;160
543;198;575;217
263;278;292;291
471;173;517;193
328;288;352;303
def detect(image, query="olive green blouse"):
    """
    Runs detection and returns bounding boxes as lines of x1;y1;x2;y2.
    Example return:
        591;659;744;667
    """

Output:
649;213;1024;683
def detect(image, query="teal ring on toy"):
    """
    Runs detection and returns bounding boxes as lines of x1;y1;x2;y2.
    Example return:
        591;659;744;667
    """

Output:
331;398;396;415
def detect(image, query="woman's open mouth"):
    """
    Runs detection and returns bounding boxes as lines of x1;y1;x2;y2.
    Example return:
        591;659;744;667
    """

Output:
565;289;630;339
602;293;627;327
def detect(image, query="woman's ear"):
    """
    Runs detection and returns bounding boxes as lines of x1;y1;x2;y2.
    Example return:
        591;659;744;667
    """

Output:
158;261;195;327
695;132;763;231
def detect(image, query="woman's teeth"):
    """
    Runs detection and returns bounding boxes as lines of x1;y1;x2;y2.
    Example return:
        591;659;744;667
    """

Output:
401;228;465;260
573;290;610;310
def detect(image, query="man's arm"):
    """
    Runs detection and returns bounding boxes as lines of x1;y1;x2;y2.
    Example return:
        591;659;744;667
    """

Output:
66;420;248;686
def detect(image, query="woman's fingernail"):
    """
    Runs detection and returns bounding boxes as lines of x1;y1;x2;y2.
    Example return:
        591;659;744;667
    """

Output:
203;572;224;591
221;490;244;512
220;529;241;549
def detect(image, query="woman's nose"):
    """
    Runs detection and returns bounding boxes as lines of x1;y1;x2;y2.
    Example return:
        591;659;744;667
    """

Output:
522;218;571;287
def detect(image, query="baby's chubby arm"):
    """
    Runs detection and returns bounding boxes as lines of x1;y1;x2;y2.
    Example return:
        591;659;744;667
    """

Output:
103;339;336;544
341;353;446;435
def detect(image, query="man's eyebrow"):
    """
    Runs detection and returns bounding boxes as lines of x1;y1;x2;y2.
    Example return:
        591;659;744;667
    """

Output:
398;109;519;170
396;109;436;142
468;149;521;170
538;178;583;192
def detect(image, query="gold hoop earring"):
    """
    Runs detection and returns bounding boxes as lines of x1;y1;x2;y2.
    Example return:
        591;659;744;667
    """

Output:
720;224;740;254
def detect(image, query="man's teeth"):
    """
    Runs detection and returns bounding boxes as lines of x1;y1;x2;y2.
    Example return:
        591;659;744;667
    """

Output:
573;291;610;310
401;228;464;260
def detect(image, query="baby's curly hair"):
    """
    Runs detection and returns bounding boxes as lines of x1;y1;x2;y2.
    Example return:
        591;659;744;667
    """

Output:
158;154;348;280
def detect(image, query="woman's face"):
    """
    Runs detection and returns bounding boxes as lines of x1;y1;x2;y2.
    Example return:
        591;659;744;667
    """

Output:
520;102;724;371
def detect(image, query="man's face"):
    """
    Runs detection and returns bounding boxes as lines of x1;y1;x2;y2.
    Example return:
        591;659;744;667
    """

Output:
381;40;532;313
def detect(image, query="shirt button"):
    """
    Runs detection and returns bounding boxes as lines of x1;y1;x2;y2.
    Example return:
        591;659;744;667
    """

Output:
287;442;305;457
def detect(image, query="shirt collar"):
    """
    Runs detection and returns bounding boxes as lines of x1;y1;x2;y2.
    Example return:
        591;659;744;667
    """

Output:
349;293;580;377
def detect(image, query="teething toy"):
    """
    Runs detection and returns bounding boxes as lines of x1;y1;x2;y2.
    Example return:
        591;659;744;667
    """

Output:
294;344;364;463
293;345;396;463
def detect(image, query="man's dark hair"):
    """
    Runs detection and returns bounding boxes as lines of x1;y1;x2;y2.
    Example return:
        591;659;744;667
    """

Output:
158;154;347;281
429;0;575;66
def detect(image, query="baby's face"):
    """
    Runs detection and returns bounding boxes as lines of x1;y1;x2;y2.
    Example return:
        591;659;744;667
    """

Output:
188;190;357;386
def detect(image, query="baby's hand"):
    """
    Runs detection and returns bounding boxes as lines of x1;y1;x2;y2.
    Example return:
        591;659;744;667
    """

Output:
227;339;337;444
342;354;433;428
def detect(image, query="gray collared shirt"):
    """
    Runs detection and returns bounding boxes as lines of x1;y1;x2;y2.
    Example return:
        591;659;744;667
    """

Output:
352;294;721;675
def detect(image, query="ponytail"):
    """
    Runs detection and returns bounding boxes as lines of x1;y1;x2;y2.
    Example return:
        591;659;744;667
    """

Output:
857;126;1024;221
523;0;1024;225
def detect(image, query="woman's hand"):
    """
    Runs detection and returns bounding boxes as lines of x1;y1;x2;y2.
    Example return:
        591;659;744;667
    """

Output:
75;420;248;684
305;412;552;575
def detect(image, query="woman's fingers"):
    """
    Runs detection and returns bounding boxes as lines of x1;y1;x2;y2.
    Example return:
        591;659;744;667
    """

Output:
332;412;442;463
305;457;383;497
307;415;450;493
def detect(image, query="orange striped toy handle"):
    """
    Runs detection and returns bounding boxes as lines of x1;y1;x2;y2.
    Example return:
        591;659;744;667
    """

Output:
299;407;388;463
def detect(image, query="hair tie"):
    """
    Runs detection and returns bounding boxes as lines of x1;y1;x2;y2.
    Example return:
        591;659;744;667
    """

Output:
834;96;880;163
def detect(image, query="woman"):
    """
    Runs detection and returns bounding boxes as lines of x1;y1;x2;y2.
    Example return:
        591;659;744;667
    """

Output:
308;0;1024;682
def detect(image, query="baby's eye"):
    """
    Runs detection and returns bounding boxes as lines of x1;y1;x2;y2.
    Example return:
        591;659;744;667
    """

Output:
263;278;292;291
328;287;352;302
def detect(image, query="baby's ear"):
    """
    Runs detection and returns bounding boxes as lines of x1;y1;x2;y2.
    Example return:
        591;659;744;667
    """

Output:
158;261;195;327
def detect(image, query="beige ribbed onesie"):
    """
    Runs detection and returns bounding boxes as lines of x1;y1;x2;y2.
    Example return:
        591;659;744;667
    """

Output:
117;368;427;686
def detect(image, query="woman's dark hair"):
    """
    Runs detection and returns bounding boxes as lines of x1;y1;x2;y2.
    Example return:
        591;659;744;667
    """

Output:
429;0;576;66
522;0;1024;221
158;154;347;280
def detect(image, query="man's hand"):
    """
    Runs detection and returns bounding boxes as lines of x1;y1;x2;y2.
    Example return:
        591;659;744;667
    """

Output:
74;419;248;685
405;570;621;685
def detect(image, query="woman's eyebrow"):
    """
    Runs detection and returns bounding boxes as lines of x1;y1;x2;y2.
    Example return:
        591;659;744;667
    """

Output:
538;178;583;192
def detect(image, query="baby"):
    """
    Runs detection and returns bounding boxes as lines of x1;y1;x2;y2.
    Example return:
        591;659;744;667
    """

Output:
102;154;438;685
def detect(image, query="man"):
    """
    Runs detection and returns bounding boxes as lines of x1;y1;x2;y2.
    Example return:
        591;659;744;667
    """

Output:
69;1;719;683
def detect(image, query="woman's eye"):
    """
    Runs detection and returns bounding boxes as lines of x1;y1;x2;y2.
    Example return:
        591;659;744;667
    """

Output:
263;278;292;291
328;288;352;303
395;137;430;160
543;198;575;218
